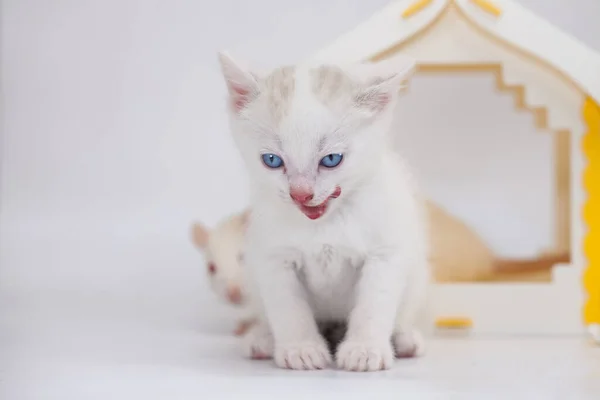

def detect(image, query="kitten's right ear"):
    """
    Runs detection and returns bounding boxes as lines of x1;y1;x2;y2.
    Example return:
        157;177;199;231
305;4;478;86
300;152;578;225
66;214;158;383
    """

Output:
191;222;210;250
217;51;260;113
352;54;416;114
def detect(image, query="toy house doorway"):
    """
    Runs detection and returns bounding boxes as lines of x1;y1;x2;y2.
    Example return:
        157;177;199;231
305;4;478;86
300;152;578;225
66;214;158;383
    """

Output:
392;64;572;285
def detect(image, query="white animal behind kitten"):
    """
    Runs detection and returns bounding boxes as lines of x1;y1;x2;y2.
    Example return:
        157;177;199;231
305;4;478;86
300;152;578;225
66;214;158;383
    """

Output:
217;52;429;371
190;211;256;336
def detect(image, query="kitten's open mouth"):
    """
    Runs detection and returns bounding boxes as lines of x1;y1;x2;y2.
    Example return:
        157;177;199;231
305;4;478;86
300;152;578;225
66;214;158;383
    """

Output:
295;187;341;220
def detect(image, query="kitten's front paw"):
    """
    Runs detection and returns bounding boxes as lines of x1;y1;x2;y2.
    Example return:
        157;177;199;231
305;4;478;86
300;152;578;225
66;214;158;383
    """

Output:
241;324;274;360
392;329;425;358
336;338;394;372
274;339;332;370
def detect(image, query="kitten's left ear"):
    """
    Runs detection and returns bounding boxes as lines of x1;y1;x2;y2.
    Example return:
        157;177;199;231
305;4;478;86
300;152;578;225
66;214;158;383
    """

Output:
217;51;260;113
353;54;416;114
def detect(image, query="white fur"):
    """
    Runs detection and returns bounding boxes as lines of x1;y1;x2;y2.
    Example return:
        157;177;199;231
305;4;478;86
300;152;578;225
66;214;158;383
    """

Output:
218;53;429;371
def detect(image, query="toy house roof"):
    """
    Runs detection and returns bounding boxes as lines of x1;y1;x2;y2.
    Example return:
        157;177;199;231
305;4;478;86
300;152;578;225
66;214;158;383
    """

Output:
307;0;600;105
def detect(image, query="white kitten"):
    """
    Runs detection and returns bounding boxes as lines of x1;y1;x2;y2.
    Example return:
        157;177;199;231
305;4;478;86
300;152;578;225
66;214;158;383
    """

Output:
217;52;429;371
190;211;257;335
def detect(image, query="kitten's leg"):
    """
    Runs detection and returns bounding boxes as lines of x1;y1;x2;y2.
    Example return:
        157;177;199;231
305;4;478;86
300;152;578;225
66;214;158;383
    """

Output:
392;301;426;358
336;256;406;372
252;256;331;370
392;264;429;358
392;328;425;358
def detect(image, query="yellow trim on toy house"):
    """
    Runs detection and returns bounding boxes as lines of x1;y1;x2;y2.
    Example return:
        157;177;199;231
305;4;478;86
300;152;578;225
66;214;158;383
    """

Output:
402;0;434;18
583;97;600;325
470;0;502;17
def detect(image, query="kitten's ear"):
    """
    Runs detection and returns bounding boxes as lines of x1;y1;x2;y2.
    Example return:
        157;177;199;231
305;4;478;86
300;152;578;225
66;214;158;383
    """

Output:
353;54;416;114
191;222;210;250
217;51;260;113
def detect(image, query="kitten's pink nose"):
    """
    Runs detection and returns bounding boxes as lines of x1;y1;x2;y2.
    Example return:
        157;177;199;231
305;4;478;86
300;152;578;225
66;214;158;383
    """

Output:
227;286;243;304
290;188;314;204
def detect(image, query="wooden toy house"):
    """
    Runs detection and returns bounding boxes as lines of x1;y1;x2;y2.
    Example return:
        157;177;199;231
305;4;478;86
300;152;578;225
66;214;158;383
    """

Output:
307;0;600;340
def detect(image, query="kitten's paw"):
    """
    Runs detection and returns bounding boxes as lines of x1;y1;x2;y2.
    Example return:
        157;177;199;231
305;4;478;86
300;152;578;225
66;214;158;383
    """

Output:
274;339;332;370
392;330;425;358
335;338;394;372
241;324;274;360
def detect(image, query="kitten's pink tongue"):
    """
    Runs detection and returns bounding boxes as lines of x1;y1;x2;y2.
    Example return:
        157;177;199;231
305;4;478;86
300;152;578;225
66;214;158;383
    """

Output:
296;186;341;220
299;204;327;220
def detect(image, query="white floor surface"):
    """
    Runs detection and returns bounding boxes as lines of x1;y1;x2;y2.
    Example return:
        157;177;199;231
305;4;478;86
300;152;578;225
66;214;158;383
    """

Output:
2;296;600;400
1;232;599;399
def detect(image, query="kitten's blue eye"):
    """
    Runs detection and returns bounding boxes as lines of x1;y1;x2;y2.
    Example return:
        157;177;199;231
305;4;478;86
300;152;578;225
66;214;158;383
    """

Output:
261;153;284;169
320;153;343;168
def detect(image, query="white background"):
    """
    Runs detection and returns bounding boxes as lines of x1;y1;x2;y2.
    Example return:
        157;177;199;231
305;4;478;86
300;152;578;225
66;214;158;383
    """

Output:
4;0;600;294
1;1;600;394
